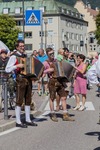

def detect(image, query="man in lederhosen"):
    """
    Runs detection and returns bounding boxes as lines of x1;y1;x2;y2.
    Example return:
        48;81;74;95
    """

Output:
43;47;75;122
5;40;37;128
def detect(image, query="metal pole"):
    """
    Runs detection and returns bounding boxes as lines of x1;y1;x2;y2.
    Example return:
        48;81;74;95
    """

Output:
44;20;47;51
3;79;8;120
41;11;43;49
22;0;25;41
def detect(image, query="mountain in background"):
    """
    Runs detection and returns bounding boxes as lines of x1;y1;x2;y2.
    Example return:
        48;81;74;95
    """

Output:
56;0;100;9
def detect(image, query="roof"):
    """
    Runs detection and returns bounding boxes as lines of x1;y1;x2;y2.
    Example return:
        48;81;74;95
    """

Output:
87;8;99;17
0;0;78;15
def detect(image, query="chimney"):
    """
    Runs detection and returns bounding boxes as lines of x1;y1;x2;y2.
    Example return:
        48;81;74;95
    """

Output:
87;3;91;9
95;7;99;11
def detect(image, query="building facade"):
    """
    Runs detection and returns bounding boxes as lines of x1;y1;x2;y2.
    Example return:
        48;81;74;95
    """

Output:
0;0;88;56
74;0;100;57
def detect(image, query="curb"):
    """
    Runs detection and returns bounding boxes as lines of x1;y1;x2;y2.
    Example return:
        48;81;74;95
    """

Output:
0;95;49;133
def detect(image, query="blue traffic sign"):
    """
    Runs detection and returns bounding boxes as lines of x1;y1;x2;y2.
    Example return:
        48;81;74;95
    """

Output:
18;33;24;40
25;10;42;26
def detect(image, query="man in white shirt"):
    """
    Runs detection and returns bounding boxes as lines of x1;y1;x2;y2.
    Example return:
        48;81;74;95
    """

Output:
5;40;37;128
87;55;100;87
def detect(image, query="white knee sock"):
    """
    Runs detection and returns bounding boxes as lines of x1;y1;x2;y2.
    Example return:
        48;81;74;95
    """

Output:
15;106;21;124
25;105;31;122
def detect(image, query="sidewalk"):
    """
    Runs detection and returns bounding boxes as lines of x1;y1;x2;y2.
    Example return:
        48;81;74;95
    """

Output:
0;89;49;132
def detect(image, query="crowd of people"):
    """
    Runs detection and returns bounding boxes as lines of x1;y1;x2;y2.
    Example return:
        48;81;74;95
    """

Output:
0;39;100;127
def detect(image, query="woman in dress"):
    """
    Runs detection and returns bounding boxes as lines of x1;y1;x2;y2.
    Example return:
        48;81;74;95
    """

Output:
73;54;87;111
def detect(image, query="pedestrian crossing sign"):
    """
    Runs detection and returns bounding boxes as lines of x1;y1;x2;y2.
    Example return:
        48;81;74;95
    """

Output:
25;10;42;26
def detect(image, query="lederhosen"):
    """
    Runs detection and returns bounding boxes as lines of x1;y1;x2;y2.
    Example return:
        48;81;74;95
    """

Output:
47;60;67;100
14;52;32;107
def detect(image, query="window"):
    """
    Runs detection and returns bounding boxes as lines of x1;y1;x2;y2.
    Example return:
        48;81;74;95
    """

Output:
71;33;74;40
25;44;32;51
25;32;32;38
58;7;62;13
72;45;74;51
39;6;46;12
48;18;53;24
48;30;53;36
16;20;23;26
15;8;21;14
66;32;70;39
80;35;83;41
27;7;34;10
89;37;94;43
80;24;83;30
76;45;79;51
66;10;69;14
3;8;9;14
76;34;79;40
66;20;70;27
39;31;44;37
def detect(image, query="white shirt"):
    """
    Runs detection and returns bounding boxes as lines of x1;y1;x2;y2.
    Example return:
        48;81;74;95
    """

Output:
87;55;100;85
5;51;22;73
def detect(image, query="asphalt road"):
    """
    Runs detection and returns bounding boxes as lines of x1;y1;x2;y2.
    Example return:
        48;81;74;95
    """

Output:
0;85;100;150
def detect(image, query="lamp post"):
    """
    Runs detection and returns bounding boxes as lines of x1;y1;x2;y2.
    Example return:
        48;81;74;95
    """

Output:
22;0;25;41
44;18;48;51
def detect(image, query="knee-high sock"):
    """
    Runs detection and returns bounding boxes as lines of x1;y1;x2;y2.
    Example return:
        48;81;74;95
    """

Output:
25;105;31;122
15;106;21;124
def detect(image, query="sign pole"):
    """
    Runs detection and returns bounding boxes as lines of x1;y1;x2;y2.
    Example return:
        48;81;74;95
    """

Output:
22;0;25;41
40;11;43;49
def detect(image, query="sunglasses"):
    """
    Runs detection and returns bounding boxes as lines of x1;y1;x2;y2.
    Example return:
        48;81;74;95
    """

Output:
49;52;54;56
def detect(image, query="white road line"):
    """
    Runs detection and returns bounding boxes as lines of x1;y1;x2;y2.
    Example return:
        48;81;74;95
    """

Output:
0;111;50;137
33;110;50;122
0;127;20;136
44;101;95;111
0;101;95;136
80;102;95;110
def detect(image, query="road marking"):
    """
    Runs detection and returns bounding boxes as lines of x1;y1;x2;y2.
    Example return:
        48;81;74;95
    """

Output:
44;101;95;111
33;110;50;122
0;102;95;136
0;127;19;136
0;111;50;137
80;102;95;110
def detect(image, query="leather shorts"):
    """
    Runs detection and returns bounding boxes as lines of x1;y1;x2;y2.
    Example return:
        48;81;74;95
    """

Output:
48;78;67;100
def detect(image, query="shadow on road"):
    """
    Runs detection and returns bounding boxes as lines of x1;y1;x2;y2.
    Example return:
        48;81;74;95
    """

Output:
94;147;100;150
85;131;100;141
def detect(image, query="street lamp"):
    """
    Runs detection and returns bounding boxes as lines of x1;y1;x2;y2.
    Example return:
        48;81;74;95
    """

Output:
22;0;25;41
44;18;48;50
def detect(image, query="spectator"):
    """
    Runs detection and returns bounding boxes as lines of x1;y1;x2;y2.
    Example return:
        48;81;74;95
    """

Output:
92;53;98;65
32;50;38;58
87;54;100;96
0;49;9;112
73;54;87;111
37;49;49;96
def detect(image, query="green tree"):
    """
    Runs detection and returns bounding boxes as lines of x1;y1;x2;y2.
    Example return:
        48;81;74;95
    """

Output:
0;14;21;51
95;11;100;45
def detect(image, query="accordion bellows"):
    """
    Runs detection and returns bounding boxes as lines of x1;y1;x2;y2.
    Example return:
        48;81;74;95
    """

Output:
19;56;44;80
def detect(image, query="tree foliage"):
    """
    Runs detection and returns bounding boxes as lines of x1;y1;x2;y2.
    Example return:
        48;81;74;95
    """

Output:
0;14;21;51
95;11;100;45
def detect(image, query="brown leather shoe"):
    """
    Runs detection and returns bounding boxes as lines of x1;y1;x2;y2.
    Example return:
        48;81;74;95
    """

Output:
62;113;75;121
50;113;58;122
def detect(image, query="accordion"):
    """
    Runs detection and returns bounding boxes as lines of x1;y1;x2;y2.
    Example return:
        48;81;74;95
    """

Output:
54;60;75;82
19;56;44;80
